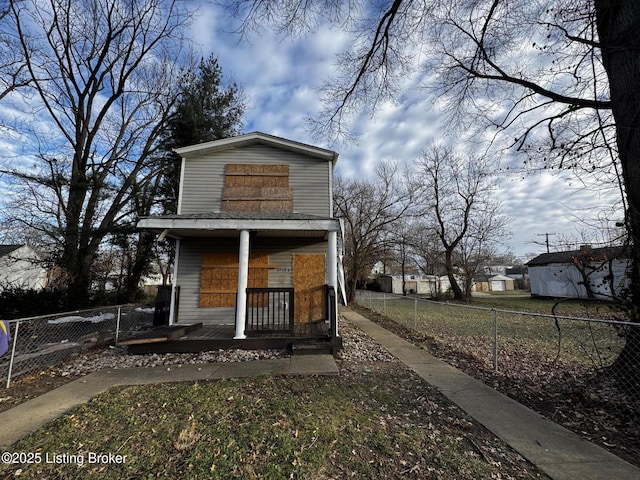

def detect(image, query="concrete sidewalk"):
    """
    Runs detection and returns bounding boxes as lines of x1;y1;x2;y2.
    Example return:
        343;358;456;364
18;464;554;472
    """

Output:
341;308;640;480
0;355;338;448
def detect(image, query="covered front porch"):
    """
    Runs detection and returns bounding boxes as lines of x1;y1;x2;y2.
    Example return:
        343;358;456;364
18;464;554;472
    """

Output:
134;212;343;352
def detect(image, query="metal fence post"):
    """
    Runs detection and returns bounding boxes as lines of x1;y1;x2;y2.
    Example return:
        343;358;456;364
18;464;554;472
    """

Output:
383;292;387;314
493;309;498;371
414;297;418;329
6;320;20;389
115;306;122;346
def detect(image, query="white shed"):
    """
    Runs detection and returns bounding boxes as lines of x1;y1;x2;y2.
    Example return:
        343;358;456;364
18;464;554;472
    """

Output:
527;246;630;300
489;274;515;292
0;245;48;291
378;274;451;296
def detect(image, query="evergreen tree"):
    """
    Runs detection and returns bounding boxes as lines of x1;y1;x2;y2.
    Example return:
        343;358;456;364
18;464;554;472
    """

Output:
159;55;246;215
121;55;246;301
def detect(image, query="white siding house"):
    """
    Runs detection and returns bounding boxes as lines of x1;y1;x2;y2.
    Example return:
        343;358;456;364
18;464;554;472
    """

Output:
137;132;341;340
527;246;630;300
0;245;48;291
378;274;451;296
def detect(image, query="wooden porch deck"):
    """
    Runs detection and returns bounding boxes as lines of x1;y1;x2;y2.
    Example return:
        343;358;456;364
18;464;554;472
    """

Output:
120;322;339;355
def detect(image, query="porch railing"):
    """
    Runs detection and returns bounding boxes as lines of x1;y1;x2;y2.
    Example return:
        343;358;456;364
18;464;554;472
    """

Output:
245;288;294;334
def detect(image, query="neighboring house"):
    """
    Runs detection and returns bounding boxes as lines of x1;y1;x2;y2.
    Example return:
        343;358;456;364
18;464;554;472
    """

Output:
505;266;529;290
527;245;630;300
370;261;385;276
472;274;514;292
482;265;510;276
137;132;341;340
378;273;451;296
489;274;514;292
0;245;48;291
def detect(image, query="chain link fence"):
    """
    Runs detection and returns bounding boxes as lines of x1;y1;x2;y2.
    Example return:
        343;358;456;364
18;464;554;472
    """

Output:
354;290;640;463
1;305;154;388
355;291;638;377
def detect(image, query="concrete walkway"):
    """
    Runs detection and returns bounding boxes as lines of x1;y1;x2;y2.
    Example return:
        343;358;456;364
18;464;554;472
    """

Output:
341;308;640;480
0;355;338;448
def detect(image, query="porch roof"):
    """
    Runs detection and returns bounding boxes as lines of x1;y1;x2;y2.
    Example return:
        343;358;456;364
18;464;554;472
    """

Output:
137;212;340;239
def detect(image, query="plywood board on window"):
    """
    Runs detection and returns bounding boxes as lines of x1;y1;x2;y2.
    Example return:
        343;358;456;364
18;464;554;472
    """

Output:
293;254;326;323
202;252;238;267
199;252;273;308
222;199;293;213
222;187;293;200
222;164;293;213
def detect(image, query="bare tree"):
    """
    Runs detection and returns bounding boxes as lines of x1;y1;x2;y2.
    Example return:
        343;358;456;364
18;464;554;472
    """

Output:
2;0;192;304
415;146;508;300
334;161;415;303
0;1;29;103
225;0;640;372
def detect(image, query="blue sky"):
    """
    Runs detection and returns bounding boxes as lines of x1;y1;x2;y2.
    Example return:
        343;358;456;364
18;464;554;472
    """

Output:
189;3;624;261
0;1;623;263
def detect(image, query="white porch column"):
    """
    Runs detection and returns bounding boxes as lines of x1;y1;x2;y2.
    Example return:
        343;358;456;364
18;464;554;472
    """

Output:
168;239;180;326
234;229;250;339
328;230;339;336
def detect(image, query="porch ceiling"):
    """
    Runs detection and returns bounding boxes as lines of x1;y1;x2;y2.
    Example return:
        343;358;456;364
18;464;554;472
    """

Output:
137;212;339;239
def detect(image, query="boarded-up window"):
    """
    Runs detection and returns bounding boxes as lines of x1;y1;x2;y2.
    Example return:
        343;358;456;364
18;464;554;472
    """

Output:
222;164;293;213
293;254;326;323
200;252;270;308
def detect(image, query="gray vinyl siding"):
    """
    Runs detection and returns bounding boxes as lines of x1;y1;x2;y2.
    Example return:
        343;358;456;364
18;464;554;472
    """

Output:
176;236;328;325
180;144;331;216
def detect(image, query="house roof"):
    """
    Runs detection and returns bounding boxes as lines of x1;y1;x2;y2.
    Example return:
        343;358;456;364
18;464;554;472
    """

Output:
527;245;631;266
505;266;527;275
174;131;339;164
489;274;514;281
0;245;23;258
137;212;340;239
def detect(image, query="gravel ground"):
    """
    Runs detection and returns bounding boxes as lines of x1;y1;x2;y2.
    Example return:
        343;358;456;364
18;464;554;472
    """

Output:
0;316;394;412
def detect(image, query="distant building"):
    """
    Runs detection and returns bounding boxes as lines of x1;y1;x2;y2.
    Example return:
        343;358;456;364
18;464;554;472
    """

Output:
527;245;630;299
472;274;515;293
0;245;48;291
378;273;451;296
505;266;529;290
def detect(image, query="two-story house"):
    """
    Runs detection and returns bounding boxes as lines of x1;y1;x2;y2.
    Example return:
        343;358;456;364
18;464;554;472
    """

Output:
137;132;341;345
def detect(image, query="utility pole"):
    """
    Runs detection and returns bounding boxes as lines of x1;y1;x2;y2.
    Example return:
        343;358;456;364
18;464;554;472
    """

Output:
537;233;557;253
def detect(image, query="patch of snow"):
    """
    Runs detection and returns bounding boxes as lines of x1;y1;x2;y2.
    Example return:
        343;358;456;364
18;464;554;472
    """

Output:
48;312;116;325
135;307;155;314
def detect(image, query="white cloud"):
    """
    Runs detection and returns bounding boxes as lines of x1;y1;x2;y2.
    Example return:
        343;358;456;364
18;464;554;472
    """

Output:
0;2;622;262
197;11;622;259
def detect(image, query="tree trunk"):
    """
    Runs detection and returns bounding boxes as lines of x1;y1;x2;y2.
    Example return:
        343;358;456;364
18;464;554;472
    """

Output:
347;274;358;305
66;252;94;308
445;249;464;300
595;0;640;377
122;231;157;302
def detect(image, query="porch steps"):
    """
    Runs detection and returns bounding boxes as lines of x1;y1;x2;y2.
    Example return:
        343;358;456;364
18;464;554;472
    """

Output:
117;323;203;346
292;339;334;356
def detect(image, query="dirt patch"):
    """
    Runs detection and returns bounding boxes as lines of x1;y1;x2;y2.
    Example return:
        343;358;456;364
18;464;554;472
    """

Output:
0;369;81;413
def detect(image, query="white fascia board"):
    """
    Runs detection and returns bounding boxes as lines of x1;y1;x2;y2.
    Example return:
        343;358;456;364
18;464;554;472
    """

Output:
174;132;339;163
137;217;340;232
